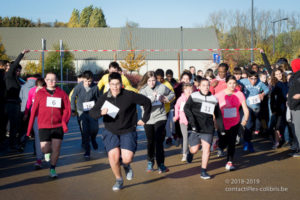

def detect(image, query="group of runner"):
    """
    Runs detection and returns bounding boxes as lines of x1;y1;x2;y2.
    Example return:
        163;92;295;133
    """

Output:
1;49;300;191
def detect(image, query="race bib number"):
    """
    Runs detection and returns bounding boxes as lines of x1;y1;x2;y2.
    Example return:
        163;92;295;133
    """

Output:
149;94;162;106
83;101;95;111
201;102;215;115
248;95;261;105
224;108;237;118
180;102;186;111
101;100;120;119
46;97;61;108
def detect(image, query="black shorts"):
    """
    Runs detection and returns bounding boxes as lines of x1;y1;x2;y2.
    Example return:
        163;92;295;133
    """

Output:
39;127;64;142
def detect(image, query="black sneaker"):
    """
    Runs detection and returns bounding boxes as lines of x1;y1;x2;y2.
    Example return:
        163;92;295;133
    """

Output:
200;170;211;180
186;151;193;163
84;151;90;161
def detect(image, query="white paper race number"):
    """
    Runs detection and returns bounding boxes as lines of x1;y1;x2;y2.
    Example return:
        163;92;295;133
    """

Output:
224;108;237;118
248;95;261;105
83;101;95;111
46;97;61;108
149;94;162;106
180;102;186;111
201;102;215;115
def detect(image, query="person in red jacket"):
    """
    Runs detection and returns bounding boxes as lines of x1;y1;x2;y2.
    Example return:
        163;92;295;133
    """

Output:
27;72;71;178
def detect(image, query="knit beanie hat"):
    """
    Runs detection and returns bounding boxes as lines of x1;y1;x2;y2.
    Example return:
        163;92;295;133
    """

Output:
291;58;300;73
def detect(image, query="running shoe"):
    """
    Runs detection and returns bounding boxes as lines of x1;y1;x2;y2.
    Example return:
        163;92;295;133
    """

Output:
146;161;154;172
186;151;193;163
49;169;58;178
112;179;123;191
200;171;211;180
272;142;280;149
34;160;42;169
293;152;300;158
181;154;187;162
225;161;235;171
217;149;225;157
124;164;133;180
84;151;90;161
158;164;169;174
44;153;51;162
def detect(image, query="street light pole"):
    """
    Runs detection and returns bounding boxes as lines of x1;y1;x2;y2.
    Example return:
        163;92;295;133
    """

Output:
272;17;288;55
251;0;254;62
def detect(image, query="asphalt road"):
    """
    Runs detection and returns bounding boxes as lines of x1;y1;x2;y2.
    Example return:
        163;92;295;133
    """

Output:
0;116;299;200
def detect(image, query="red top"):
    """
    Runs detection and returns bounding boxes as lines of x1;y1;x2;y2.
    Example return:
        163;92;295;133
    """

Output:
27;87;71;136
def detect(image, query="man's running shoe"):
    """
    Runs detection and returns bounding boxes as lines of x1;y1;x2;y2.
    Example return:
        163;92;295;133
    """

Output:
112;179;123;191
124;164;133;180
200;170;211;180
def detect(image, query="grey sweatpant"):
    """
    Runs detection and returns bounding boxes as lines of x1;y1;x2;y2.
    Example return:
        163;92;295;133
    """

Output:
180;123;188;155
291;110;300;150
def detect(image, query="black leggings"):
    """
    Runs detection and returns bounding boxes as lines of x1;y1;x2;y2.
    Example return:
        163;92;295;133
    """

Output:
218;123;240;162
144;120;167;166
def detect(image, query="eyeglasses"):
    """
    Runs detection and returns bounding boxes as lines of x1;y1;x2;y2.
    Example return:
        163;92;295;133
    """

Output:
249;78;257;80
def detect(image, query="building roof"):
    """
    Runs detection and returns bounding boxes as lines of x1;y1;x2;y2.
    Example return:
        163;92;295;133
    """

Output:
0;27;219;60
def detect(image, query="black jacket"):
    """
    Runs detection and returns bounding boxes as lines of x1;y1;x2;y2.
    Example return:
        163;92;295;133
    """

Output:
5;53;24;102
270;81;288;115
0;69;6;102
288;70;300;110
89;89;151;135
184;91;225;134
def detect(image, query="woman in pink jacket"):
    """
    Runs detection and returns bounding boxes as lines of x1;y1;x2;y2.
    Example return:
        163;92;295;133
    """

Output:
173;83;193;161
24;78;46;169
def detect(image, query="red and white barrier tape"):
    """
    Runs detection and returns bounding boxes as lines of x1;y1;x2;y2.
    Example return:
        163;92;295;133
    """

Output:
30;48;260;53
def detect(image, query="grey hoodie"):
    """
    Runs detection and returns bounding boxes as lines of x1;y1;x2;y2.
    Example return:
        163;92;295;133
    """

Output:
139;81;175;124
19;78;36;112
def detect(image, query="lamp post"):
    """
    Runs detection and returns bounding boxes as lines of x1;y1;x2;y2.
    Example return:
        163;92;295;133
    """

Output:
251;0;254;62
272;18;288;55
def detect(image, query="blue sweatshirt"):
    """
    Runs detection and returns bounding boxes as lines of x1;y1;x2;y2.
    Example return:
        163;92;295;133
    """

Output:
238;78;269;109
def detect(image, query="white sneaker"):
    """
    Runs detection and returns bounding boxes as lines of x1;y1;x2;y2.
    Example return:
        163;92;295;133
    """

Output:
225;161;235;171
181;154;187;162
